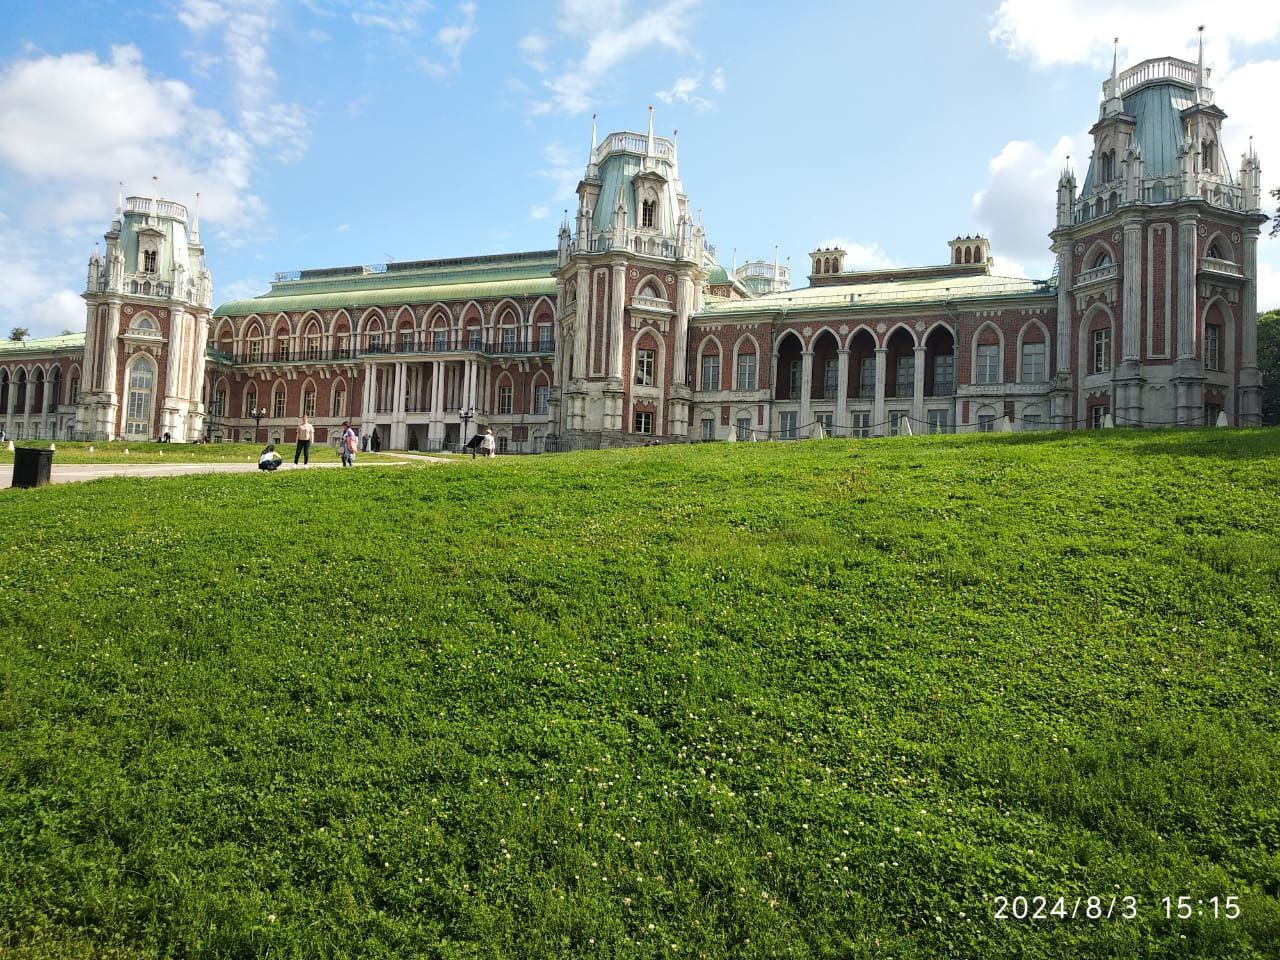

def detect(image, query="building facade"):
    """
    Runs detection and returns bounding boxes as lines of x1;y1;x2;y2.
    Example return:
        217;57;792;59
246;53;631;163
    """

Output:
0;52;1266;447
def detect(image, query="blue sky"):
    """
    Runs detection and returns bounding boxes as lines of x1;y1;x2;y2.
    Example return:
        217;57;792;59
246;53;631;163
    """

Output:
1;0;1277;338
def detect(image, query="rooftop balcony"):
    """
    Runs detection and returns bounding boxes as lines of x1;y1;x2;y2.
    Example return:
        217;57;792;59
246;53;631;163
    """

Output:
1104;57;1204;99
126;196;190;220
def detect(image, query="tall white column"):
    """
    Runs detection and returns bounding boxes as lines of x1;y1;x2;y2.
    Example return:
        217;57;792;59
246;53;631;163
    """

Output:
873;347;887;436
798;350;813;429
673;274;692;385
608;262;626;378
573;266;589;379
835;349;850;431
912;345;926;426
1176;217;1198;359
466;359;479;412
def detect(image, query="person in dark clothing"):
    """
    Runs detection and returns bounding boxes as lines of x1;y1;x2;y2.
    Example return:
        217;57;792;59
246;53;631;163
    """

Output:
371;429;381;452
464;433;483;458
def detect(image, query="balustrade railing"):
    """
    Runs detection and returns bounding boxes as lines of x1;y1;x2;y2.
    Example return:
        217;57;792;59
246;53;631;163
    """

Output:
1200;257;1243;277
215;337;555;365
1074;263;1119;287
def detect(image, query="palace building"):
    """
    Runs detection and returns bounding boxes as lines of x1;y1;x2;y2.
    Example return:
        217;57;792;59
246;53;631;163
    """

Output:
0;48;1267;449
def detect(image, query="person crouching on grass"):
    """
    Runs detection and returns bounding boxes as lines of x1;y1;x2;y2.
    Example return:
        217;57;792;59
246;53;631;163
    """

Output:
258;444;283;471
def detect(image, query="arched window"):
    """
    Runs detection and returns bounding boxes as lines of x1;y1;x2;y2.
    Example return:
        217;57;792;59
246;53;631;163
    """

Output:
142;249;158;273
641;199;656;229
130;314;160;335
1092;249;1113;269
1206;242;1223;260
273;384;286;418
243;386;258;418
332;381;347;419
125;357;155;436
302;383;317;418
1201;141;1216;174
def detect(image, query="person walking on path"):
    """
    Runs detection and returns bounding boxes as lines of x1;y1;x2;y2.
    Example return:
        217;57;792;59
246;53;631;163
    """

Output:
340;421;358;467
295;415;315;466
371;429;382;452
480;428;496;459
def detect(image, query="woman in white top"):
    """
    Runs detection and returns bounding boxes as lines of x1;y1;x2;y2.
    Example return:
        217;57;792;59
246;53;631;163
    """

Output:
480;429;496;458
258;444;283;471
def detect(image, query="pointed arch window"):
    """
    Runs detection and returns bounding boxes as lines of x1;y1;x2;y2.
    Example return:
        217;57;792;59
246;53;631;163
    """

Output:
273;385;286;418
125;357;156;436
1206;242;1223;260
142;249;158;273
243;386;258;418
641;199;656;229
303;385;317;417
1091;250;1113;269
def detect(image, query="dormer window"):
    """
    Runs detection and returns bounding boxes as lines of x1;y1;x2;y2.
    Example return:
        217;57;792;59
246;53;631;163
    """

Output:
1201;141;1217;174
1099;150;1116;183
142;249;157;273
641;199;656;229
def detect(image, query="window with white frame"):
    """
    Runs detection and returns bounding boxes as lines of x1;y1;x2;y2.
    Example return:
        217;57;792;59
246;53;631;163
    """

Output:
533;384;549;415
125;360;154;436
243;389;257;418
736;416;752;440
1091;328;1111;374
701;353;720;391
250;339;263;362
779;411;797;439
932;354;954;395
273;388;286;418
788;359;802;397
701;417;715;440
368;332;382;353
1204;324;1222;371
142;249;158;273
976;344;1001;384
641;199;656;229
823;359;837;399
333;388;346;419
68;376;80;405
436;330;450;350
634;410;653;434
850;412;870;438
501;327;517;351
636;348;656;386
498;436;509;454
1204;402;1222;426
498;384;513;415
307;334;321;359
1091;404;1108;428
336;334;351;357
537;326;553;351
736;353;757;390
977;413;996;432
927;409;951;434
303;389;316;418
1022;413;1042;431
817;412;833;435
895;355;914;397
890;411;907;436
1021;341;1047;383
400;331;414;352
859;357;875;398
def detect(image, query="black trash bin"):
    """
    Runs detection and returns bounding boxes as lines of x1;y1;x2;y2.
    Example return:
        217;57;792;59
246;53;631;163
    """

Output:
12;447;54;489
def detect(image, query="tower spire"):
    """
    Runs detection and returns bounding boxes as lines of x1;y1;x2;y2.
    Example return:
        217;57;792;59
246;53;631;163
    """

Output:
190;192;201;243
1196;25;1205;89
1111;37;1119;87
150;175;159;222
114;181;123;218
646;104;654;157
589;113;597;164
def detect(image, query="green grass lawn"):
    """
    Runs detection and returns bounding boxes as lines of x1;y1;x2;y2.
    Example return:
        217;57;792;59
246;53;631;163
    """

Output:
1;430;1278;958
0;440;402;465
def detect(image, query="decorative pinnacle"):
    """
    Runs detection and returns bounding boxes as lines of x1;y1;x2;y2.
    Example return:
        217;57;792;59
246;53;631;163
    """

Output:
1197;25;1205;88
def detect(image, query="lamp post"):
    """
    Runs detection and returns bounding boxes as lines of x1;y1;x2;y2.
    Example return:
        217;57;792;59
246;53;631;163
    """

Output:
460;407;474;452
252;406;266;443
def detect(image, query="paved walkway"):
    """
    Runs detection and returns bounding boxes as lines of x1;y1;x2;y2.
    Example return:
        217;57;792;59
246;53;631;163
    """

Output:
2;458;417;489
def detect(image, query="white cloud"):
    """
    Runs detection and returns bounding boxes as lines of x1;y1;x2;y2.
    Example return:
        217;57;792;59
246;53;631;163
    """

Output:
526;0;701;116
529;204;550;220
971;134;1088;272
0;45;257;227
179;0;310;163
655;73;712;111
417;2;480;79
518;33;550;73
709;67;725;93
819;238;898;272
1258;258;1280;312
352;0;432;33
989;0;1280;73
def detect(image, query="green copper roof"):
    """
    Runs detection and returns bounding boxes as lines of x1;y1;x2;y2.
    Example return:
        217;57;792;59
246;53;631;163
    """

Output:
696;271;1052;318
214;250;559;318
0;333;85;355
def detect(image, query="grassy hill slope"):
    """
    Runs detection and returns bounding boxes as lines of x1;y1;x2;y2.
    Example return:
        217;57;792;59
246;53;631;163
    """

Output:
1;431;1278;958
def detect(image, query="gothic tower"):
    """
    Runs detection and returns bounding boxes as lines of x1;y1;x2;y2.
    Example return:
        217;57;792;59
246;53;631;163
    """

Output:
1049;33;1266;429
553;109;709;445
80;182;214;441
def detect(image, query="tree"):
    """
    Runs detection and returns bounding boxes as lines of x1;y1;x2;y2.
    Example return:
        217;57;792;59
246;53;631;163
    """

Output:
1259;310;1280;425
8;327;29;342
